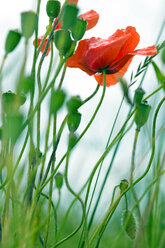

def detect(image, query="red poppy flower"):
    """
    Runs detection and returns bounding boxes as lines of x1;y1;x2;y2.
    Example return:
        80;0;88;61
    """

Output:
33;36;51;56
66;26;157;87
34;0;99;56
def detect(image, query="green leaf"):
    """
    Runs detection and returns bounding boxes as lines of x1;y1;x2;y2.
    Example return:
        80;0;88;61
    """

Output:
152;61;165;85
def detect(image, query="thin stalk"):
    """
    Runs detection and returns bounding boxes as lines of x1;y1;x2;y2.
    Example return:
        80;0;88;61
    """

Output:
53;149;87;248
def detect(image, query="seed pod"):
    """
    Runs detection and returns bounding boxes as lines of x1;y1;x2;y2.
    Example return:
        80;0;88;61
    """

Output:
66;95;82;113
5;30;22;54
119;179;129;193
21;11;38;39
134;102;151;129
68;132;78;150
54;29;72;55
134;88;145;106
55;172;63;189
46;0;61;19
71;18;87;41
50;89;66;113
121;209;136;240
67;111;81;132
62;4;79;29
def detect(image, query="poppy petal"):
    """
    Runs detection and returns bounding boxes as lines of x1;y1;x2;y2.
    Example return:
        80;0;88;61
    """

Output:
85;34;131;72
109;26;140;63
33;36;51;56
79;10;99;30
66;39;95;75
94;57;133;87
68;0;78;5
130;45;157;56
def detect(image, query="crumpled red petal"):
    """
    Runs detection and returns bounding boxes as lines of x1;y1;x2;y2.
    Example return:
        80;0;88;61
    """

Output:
94;58;133;86
33;36;51;56
79;10;99;30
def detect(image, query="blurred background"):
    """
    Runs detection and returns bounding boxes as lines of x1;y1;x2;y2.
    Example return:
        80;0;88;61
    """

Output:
0;1;165;246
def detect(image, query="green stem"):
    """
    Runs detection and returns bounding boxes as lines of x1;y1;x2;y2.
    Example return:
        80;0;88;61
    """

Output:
82;84;100;105
130;128;141;220
53;149;87;248
89;97;165;246
57;64;67;89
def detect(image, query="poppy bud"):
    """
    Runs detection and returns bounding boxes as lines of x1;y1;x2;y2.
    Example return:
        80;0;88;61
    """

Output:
134;102;151;129
2;91;26;113
50;89;66;113
66;95;82;113
121;209;136;240
62;4;79;29
71;18;87;41
54;29;72;55
19;76;34;94
119;179;129;193
21;11;38;39
67;111;81;132
55;172;63;189
5;30;22;54
68;132;78;150
134;88;145;106
46;0;61;19
5;111;24;143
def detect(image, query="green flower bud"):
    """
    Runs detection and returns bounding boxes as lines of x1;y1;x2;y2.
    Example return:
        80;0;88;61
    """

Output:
119;179;129;193
62;4;79;29
21;11;38;39
2;91;26;113
134;88;145;106
71;18;87;41
54;29;72;55
5;30;22;54
121;209;136;240
5;111;24;143
55;172;63;189
134;102;151;129
68;132;78;150
46;0;61;19
67;111;81;132
50;89;66;113
19;76;34;94
66;95;82;113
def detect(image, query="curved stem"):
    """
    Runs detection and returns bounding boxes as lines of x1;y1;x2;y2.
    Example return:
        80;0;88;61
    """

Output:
89;97;165;246
57;64;67;89
82;84;100;105
54;149;87;248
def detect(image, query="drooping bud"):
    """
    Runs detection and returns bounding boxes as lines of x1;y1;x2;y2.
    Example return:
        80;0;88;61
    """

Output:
61;4;79;29
119;179;129;193
55;172;63;189
121;209;136;240
5;30;22;54
50;89;66;113
54;29;72;55
71;18;87;41
2;91;26;113
66;95;82;113
46;0;61;19
67;111;81;132
21;11;38;39
134;102;151;129
134;88;145;106
68;132;78;150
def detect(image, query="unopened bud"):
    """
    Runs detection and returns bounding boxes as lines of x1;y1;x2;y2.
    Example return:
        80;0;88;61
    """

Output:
5;30;22;54
55;172;63;189
67;111;81;132
21;11;38;39
66;95;82;113
54;29;72;55
46;0;61;19
62;4;79;29
71;18;87;41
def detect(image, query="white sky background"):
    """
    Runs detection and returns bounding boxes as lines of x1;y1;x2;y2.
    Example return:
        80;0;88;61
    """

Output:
0;0;165;210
